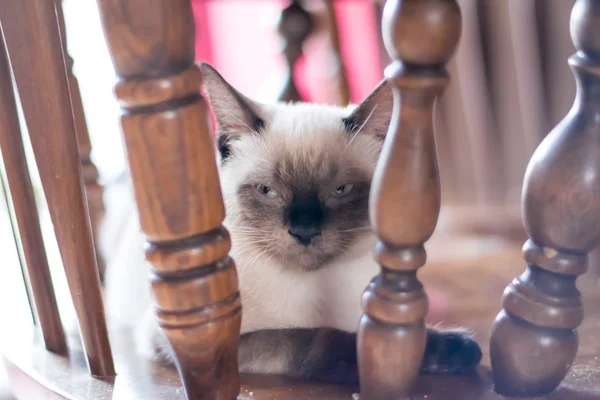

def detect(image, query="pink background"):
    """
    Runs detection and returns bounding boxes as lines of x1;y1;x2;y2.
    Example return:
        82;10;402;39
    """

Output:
192;0;384;105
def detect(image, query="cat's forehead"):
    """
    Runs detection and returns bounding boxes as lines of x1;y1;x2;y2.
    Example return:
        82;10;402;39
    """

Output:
234;103;381;187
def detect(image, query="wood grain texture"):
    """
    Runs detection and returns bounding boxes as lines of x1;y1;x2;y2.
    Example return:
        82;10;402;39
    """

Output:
5;242;600;399
0;24;66;356
277;0;314;102
54;0;106;283
489;0;600;396
94;1;242;398
0;0;114;377
357;0;462;398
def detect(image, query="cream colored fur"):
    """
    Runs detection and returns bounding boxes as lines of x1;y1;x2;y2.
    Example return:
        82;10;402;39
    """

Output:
101;74;507;367
101;101;382;363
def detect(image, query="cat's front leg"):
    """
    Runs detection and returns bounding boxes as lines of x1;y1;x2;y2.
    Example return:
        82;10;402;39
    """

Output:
238;327;482;386
239;328;360;385
137;317;482;384
421;328;482;374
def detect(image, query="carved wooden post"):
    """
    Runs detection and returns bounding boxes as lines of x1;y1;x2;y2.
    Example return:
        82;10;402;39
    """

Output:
277;0;314;102
54;0;106;281
490;0;600;396
357;0;461;398
95;1;242;399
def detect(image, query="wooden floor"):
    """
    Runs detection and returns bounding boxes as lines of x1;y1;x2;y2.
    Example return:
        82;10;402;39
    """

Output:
4;236;600;400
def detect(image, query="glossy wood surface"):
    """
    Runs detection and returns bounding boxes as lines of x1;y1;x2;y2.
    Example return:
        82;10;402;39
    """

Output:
489;0;600;396
0;0;114;377
55;0;106;282
95;1;241;398
0;22;66;356
357;0;462;398
5;240;600;400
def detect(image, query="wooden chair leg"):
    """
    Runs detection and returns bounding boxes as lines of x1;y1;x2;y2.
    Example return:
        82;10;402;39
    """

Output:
0;0;114;378
54;0;107;282
357;0;461;398
0;25;66;356
95;1;241;399
490;0;600;395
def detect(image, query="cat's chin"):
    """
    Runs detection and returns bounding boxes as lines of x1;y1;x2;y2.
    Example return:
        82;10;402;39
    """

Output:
276;249;336;272
295;253;327;271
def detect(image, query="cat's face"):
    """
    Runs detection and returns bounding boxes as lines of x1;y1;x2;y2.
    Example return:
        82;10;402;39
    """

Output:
201;64;392;271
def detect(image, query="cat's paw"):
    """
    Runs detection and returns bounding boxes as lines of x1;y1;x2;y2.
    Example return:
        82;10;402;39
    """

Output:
421;329;482;375
310;331;359;385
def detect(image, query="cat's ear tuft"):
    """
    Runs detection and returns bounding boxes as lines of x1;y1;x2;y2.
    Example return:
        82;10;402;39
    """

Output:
200;63;266;160
343;79;393;139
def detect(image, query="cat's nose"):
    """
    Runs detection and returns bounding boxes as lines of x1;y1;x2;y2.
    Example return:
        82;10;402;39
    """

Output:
288;225;321;245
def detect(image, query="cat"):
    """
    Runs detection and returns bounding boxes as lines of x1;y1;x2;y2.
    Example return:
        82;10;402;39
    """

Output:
101;63;482;386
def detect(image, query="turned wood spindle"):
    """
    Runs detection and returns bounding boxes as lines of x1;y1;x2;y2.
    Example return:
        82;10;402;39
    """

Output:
490;0;600;396
54;0;107;282
95;1;242;399
277;0;314;102
357;0;461;399
0;0;115;377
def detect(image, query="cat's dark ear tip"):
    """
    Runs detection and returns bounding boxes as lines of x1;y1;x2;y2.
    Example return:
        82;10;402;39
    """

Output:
198;62;220;84
197;62;226;94
198;61;215;73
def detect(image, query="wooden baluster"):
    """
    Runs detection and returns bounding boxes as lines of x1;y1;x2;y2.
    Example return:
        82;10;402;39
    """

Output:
323;0;350;106
0;29;67;355
0;0;114;377
277;0;314;102
490;0;600;395
95;1;242;399
357;0;461;398
54;0;106;282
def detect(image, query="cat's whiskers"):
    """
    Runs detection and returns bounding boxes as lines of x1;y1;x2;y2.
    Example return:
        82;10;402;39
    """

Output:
230;115;261;136
240;243;276;278
338;226;372;233
237;245;265;277
262;250;278;268
231;238;269;255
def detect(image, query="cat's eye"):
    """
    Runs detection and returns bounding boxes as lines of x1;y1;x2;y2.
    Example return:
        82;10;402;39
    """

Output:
332;184;354;197
258;184;279;198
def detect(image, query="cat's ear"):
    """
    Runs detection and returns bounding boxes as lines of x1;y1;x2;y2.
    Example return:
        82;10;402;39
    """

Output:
343;79;393;139
199;63;266;159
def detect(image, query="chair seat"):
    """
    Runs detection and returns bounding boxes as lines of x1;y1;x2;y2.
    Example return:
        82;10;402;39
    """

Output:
4;242;600;400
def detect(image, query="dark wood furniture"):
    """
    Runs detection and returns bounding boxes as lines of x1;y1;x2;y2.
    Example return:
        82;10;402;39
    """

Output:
4;245;600;400
1;0;600;399
357;1;461;397
0;0;113;378
490;0;600;395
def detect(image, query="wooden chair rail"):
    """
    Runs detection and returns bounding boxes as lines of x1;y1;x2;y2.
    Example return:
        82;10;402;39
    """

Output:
0;0;114;378
0;14;66;357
